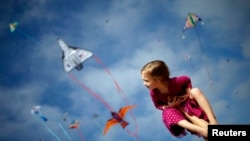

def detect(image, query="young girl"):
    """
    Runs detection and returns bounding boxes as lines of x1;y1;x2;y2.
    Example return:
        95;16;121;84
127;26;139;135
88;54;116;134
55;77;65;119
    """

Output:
141;60;217;140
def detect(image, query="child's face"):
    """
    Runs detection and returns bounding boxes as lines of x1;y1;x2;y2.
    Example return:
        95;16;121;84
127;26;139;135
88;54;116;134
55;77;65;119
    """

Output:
141;72;160;90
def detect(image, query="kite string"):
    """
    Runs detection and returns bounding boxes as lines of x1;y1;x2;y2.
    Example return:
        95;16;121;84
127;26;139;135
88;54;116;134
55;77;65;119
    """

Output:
50;115;72;140
68;55;139;140
195;26;212;82
32;114;62;141
93;55;139;141
58;123;72;140
93;55;128;104
77;128;85;141
125;128;139;141
15;28;40;45
92;118;102;131
189;57;194;68
68;73;113;111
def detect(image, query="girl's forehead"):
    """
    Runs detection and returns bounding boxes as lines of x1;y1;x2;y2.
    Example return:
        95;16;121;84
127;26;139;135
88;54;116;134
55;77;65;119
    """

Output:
141;72;154;81
141;70;150;75
141;71;150;78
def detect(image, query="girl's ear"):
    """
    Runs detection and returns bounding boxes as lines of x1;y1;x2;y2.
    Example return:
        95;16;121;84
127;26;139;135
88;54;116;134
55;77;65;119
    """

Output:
152;77;158;82
153;77;162;84
154;76;162;83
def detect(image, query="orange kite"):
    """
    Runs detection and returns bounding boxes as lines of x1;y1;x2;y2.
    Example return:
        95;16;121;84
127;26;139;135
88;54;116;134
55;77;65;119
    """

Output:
103;105;136;135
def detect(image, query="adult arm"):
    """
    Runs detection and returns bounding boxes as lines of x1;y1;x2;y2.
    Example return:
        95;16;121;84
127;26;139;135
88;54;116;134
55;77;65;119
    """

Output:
177;119;208;138
183;112;209;128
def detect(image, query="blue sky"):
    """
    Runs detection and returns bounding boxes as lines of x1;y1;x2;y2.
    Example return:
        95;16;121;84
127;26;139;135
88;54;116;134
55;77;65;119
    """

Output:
0;0;250;141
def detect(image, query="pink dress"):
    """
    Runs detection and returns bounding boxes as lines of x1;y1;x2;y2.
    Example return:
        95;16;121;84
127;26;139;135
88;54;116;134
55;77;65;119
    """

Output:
150;76;208;137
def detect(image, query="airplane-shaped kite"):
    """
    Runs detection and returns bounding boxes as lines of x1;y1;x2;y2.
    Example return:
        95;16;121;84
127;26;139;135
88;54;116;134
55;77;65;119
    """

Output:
103;105;136;135
57;38;93;73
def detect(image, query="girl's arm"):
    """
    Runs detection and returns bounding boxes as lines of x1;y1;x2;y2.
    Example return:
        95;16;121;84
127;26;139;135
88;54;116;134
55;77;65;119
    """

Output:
189;88;218;124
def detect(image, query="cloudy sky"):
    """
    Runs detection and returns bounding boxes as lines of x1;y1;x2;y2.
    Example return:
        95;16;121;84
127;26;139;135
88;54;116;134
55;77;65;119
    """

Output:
0;0;250;141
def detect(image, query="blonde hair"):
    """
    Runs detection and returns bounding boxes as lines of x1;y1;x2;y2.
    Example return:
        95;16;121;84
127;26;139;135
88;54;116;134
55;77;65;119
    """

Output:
141;60;189;108
141;60;170;82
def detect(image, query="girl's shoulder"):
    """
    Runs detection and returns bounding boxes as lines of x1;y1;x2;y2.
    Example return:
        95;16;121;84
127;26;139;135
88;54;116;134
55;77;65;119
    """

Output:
177;75;190;79
170;75;191;82
169;75;192;88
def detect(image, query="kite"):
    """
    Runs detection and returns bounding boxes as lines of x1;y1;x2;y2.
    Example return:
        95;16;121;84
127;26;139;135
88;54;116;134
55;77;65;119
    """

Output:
57;38;139;140
9;21;40;45
103;105;136;135
31;105;48;122
92;114;98;118
69;120;80;129
9;21;18;32
63;112;69;121
182;13;212;84
57;38;93;73
182;13;204;39
69;120;85;141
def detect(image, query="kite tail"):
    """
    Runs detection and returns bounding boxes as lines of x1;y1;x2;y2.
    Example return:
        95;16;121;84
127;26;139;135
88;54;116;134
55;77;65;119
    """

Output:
32;115;62;141
38;112;48;122
16;28;40;46
58;123;71;140
68;73;113;111
125;128;140;141
195;26;212;83
39;112;48;122
40;115;48;122
77;128;85;141
93;55;139;141
92;118;102;131
51;115;72;140
93;55;127;103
